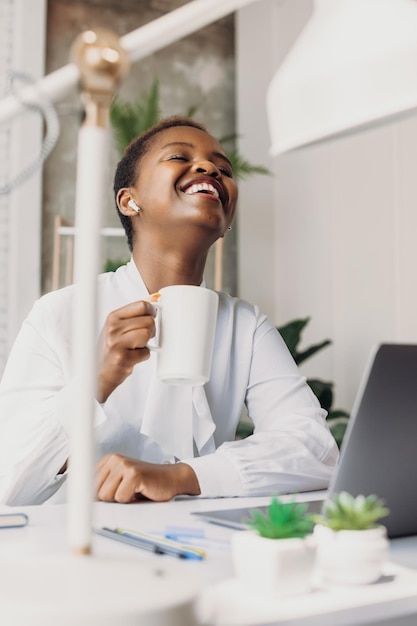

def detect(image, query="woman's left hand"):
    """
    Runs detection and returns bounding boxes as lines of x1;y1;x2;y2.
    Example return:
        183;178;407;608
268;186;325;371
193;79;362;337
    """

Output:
95;453;201;503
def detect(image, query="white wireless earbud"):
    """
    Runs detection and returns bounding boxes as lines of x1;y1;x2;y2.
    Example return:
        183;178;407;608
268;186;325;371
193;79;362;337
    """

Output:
128;199;141;213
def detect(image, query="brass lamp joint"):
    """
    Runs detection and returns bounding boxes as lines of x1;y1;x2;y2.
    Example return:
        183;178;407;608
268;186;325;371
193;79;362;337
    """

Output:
71;29;130;128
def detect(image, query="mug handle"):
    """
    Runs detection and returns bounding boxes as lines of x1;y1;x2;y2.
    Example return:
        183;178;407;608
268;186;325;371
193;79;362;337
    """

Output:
146;302;161;351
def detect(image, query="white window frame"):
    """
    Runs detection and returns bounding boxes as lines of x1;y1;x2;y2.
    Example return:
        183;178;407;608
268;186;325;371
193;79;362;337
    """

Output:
0;0;46;375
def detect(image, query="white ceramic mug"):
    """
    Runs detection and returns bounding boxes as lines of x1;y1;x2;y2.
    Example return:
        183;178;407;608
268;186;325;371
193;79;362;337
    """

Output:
147;285;219;386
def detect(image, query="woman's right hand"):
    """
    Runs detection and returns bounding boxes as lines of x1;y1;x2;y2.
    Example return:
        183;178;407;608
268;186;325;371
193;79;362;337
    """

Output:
96;298;158;403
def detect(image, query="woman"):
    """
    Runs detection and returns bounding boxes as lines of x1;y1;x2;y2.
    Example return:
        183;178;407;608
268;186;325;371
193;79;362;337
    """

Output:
0;116;338;505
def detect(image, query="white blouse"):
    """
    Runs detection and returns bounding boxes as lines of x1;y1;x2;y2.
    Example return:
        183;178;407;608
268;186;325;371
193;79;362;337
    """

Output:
0;260;338;505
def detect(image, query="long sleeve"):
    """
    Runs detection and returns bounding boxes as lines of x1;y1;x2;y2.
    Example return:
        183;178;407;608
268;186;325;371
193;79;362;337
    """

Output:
183;309;339;497
0;291;106;505
0;297;71;504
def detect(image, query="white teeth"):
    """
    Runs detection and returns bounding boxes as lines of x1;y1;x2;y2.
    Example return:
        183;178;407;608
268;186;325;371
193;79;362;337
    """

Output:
184;182;219;198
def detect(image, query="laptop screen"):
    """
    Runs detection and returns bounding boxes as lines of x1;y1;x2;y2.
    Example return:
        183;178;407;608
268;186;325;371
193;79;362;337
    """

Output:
193;344;417;538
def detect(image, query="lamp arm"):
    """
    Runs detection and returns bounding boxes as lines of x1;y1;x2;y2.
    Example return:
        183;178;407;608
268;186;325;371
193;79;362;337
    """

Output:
0;0;260;126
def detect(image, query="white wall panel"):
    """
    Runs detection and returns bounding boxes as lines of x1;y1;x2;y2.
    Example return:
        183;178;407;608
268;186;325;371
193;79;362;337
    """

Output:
0;0;14;374
0;0;45;377
236;0;276;320
237;0;417;412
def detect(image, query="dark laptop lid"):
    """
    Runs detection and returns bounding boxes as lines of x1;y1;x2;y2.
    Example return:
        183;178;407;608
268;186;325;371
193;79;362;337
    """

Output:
193;344;417;538
328;343;417;537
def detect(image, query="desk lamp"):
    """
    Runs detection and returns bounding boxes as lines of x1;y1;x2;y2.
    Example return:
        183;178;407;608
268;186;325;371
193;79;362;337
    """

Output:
1;0;417;623
266;0;417;156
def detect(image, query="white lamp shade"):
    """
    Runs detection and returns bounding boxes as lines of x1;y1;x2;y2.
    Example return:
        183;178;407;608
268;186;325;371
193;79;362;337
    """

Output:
267;0;417;156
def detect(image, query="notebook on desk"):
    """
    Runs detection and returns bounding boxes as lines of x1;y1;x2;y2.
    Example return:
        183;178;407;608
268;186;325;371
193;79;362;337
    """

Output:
193;343;417;538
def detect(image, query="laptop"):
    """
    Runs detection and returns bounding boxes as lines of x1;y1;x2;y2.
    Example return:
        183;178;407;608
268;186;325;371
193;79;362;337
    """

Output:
192;344;417;538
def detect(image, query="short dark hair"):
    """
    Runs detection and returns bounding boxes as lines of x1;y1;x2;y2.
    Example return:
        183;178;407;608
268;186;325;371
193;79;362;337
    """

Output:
113;116;208;251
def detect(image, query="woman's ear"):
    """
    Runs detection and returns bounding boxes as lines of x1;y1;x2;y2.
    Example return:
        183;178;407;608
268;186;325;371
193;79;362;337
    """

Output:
117;188;139;216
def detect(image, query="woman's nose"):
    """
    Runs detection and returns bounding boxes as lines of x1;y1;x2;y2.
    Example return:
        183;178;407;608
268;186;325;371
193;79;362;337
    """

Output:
194;161;220;177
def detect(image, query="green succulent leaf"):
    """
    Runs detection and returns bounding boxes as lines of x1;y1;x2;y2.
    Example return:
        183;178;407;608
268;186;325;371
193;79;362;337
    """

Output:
312;492;390;530
246;497;314;539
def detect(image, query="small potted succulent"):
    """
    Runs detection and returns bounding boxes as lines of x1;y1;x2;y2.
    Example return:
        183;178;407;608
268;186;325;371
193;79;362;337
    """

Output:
312;491;390;585
231;497;316;597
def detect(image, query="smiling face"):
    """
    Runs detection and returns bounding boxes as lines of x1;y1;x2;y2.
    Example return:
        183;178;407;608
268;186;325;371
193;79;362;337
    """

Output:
117;125;238;251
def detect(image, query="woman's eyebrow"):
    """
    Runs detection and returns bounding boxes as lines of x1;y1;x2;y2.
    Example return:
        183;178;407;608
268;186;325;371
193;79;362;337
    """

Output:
161;141;193;150
161;142;233;168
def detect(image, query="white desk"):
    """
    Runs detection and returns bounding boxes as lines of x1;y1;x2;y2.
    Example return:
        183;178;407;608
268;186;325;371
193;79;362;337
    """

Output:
1;493;417;626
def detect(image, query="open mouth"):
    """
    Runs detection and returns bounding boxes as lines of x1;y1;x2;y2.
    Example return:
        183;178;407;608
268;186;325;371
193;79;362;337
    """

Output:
181;178;225;205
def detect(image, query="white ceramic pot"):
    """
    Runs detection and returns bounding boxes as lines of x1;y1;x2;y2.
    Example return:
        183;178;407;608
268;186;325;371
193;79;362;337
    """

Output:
314;523;389;585
231;530;316;597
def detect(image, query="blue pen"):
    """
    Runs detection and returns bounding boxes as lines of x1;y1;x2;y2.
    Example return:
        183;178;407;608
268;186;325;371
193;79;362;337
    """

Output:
119;529;204;560
94;527;204;560
116;527;206;558
117;528;205;559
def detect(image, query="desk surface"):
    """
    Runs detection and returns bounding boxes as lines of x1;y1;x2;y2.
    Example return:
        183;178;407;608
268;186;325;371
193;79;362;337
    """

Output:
1;493;417;626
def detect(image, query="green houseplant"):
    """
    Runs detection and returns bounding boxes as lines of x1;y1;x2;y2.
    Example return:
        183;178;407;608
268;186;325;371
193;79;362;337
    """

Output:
236;317;350;446
277;317;350;447
313;492;390;585
231;497;316;597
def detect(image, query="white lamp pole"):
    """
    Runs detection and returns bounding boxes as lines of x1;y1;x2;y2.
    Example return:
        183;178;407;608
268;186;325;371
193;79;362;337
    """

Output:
61;0;259;557
67;29;129;554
